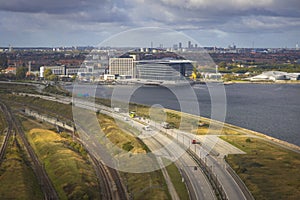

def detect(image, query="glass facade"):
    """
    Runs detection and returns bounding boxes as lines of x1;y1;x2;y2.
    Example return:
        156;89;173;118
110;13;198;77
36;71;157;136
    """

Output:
136;61;193;81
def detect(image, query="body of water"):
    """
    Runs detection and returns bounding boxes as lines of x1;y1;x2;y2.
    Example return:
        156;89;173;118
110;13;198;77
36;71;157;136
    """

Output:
67;83;300;146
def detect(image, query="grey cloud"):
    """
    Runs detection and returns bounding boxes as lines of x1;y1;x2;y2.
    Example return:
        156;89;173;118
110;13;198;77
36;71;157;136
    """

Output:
0;0;103;14
0;0;130;23
126;0;300;34
0;0;299;47
0;0;130;27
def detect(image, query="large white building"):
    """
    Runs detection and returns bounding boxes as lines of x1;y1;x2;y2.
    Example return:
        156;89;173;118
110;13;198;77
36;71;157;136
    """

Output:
109;58;135;78
40;66;65;78
40;65;82;78
249;71;300;81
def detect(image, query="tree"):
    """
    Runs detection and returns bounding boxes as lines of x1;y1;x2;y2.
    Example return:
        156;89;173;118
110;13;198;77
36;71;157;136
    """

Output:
218;61;227;68
0;54;8;70
26;72;36;80
71;74;77;81
191;66;201;79
43;68;53;80
16;66;27;79
48;74;58;81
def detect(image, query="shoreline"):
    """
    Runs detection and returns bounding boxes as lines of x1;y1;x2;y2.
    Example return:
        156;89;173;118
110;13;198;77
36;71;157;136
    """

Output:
219;119;300;153
62;82;300;151
166;109;300;153
223;80;300;84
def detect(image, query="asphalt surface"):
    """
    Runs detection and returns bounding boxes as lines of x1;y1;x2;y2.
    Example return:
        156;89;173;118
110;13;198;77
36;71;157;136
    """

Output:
15;92;251;200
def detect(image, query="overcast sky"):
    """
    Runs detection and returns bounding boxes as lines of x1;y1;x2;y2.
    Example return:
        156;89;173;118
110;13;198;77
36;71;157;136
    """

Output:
0;0;299;48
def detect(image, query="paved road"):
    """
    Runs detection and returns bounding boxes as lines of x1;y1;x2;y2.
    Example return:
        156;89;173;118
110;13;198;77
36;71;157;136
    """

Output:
72;100;217;200
161;127;248;200
144;133;217;200
144;138;181;200
16;92;250;200
96;110;217;200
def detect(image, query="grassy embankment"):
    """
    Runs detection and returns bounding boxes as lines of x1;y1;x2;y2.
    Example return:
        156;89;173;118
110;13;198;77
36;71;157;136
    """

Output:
164;108;300;199
25;127;100;200
96;113;172;199
74;107;174;199
165;163;189;200
2;94;73;123
99;112;189;199
0;134;44;199
127;104;242;136
0;84;43;199
42;84;71;96
0;111;7;132
0;82;39;95
0;84;176;200
126;103;300;199
221;135;300;200
19;108;100;200
0;87;100;199
74;104;189;199
0;111;7;144
98;112;189;199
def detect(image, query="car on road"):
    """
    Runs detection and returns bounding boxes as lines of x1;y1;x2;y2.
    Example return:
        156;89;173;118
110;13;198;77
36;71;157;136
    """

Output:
143;125;151;131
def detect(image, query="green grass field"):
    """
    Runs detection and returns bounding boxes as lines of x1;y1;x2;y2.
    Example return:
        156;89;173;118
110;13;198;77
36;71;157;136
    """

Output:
96;113;172;199
0;136;43;199
42;84;71;96
0;111;7;134
121;170;171;200
2;94;73;122
97;113;148;154
221;136;300;200
26;128;100;200
0;82;39;95
0;111;7;145
166;163;189;200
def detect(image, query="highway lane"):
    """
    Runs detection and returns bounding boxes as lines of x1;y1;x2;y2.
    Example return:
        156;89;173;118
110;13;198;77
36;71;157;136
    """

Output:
72;100;217;200
144;132;217;200
93;109;217;200
16;92;250;200
143;137;181;200
162;128;248;200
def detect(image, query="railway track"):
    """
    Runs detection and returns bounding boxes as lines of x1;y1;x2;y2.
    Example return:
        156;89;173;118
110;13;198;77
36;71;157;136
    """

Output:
107;166;128;200
18;108;128;200
89;154;127;200
78;136;128;200
0;101;59;200
0;102;13;162
6;96;128;200
89;154;114;200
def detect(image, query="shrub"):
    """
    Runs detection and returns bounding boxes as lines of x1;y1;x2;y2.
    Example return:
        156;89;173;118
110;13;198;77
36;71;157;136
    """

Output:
245;138;252;143
122;142;134;152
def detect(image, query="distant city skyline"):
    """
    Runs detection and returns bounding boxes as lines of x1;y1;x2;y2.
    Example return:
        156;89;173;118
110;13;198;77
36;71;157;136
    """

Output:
0;0;299;48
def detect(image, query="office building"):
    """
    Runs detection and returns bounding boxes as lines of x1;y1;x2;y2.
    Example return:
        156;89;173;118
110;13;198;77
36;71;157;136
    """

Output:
109;58;135;78
136;60;193;81
188;41;192;49
179;42;182;49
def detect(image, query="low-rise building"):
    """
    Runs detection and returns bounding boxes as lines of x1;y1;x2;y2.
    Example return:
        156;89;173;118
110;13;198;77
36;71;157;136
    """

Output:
40;65;65;78
104;74;115;80
5;67;17;74
40;65;87;79
66;67;80;76
249;71;300;81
